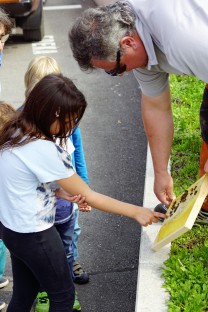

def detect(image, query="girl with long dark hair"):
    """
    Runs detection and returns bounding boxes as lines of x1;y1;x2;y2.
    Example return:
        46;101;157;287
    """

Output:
0;74;165;312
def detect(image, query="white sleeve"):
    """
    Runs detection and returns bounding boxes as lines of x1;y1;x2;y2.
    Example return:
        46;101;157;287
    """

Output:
14;140;75;183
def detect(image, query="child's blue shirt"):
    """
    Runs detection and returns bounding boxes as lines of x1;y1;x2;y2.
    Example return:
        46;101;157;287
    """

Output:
70;127;89;184
55;127;89;224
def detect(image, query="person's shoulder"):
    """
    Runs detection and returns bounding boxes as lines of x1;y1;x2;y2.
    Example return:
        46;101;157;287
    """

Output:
30;139;55;148
27;139;58;154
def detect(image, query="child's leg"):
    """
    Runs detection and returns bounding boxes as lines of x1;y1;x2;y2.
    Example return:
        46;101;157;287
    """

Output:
7;252;39;312
72;205;89;284
72;204;81;261
2;225;75;312
0;240;6;279
55;214;76;279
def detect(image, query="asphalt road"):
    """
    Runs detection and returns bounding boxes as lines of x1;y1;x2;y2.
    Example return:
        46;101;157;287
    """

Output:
0;1;147;311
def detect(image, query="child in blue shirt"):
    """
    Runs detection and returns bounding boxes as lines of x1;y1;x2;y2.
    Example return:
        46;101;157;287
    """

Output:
70;127;90;284
24;56;91;312
55;128;89;281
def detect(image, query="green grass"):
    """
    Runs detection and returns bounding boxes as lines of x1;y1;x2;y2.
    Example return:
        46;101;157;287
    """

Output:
162;75;208;311
170;75;204;194
162;226;208;312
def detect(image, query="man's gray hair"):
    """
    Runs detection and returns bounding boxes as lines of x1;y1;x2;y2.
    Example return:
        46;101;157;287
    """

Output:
69;1;136;71
0;8;13;34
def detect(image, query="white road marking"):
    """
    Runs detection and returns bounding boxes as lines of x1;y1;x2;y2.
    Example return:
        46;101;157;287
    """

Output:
32;35;57;55
43;5;82;11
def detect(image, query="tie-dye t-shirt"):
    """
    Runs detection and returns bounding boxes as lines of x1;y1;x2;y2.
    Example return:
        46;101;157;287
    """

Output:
0;139;75;233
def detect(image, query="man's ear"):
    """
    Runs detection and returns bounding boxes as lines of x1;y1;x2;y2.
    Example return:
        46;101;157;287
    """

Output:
119;36;138;50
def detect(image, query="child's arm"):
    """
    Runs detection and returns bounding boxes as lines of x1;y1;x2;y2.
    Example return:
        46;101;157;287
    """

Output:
56;173;166;227
70;127;89;183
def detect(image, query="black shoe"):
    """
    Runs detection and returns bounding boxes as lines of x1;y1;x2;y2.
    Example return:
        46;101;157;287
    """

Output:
73;261;89;284
154;203;168;222
195;209;208;225
0;301;6;310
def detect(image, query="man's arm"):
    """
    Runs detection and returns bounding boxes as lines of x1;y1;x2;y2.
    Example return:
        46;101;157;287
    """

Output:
141;85;175;205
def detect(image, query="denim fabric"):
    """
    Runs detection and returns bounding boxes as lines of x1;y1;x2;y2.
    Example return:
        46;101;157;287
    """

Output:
0;239;6;279
55;198;73;224
72;205;81;260
2;225;74;312
55;214;76;279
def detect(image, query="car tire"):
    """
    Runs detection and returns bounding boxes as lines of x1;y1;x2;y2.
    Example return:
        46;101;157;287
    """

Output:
23;1;44;41
23;17;44;41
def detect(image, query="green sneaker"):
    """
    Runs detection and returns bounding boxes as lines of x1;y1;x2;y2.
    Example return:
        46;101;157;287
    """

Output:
73;293;81;312
35;290;80;312
35;292;49;312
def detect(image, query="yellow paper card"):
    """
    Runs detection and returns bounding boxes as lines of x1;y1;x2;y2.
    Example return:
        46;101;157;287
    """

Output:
152;174;208;251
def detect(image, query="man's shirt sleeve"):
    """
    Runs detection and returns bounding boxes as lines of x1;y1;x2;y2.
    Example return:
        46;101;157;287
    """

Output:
133;67;169;97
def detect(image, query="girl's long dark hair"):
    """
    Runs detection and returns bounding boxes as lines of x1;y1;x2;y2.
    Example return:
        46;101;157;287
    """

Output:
0;74;87;150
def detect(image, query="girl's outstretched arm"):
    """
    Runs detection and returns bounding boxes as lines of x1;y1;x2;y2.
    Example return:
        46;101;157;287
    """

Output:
56;173;166;227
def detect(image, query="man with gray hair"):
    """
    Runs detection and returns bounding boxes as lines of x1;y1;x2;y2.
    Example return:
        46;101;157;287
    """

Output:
69;0;208;213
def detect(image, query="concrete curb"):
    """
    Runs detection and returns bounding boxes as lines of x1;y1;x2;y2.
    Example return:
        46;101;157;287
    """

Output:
88;2;171;308
135;145;170;312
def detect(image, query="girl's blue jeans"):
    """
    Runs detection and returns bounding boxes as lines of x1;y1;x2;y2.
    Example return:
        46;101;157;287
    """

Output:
2;225;75;312
55;212;76;279
72;204;81;260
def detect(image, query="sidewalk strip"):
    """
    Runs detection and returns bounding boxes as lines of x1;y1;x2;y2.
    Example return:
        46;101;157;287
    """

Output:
135;144;170;312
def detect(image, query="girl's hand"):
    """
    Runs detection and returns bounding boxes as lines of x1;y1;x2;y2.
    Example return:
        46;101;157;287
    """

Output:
55;189;87;204
134;207;167;227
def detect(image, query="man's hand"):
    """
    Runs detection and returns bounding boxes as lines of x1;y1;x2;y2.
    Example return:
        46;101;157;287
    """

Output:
154;171;176;205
